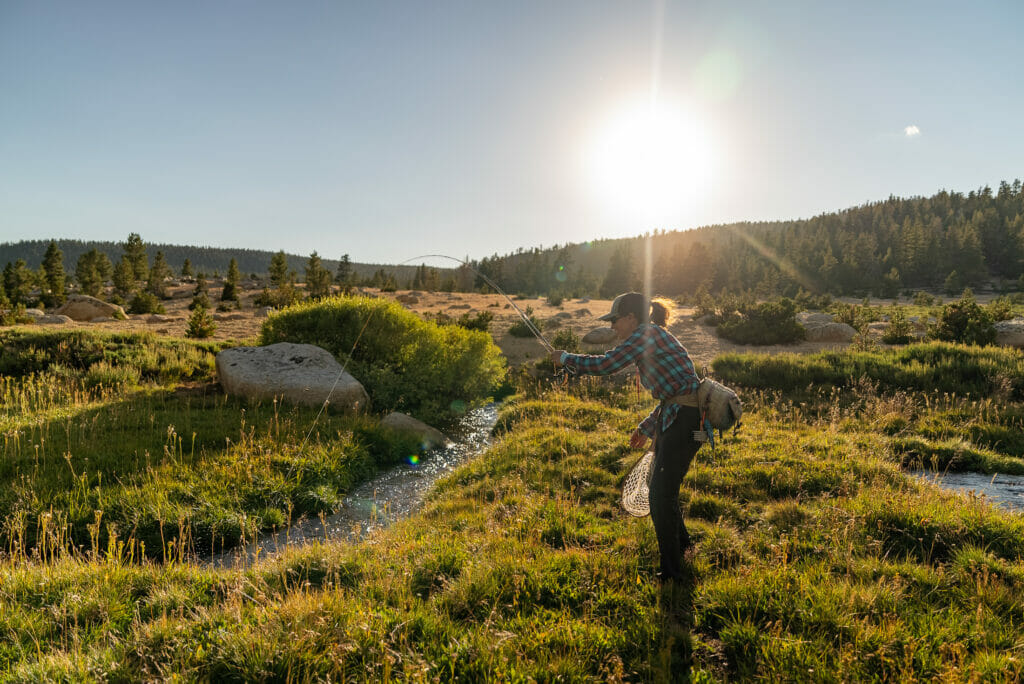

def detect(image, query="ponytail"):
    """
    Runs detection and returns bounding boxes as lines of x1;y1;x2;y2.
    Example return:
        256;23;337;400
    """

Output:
650;297;674;327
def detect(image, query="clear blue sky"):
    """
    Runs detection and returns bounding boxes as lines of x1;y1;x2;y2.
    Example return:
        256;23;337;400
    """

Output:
1;1;1021;264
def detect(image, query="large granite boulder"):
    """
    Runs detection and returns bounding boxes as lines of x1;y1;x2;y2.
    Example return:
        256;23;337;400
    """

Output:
36;314;73;325
381;412;450;449
216;343;369;411
996;318;1024;348
54;295;126;322
582;327;617;345
797;311;835;326
804;322;857;342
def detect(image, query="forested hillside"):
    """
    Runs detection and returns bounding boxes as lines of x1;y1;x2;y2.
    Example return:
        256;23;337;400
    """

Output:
476;180;1024;298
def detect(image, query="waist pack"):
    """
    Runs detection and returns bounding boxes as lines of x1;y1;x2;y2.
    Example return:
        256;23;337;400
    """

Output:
697;377;743;435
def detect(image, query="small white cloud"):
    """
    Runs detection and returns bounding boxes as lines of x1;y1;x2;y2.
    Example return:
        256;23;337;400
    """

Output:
904;125;921;137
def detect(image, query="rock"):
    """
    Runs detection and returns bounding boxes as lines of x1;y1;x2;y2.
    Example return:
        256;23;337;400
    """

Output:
396;294;419;305
256;306;275;318
213;312;247;321
995;318;1024;348
54;295;126;322
554;312;573;319
147;314;172;323
381;412;450;449
91;316;116;323
582;327;617;345
804;322;857;342
449;304;471;310
867;321;889;336
797;311;835;326
36;314;73;325
216;343;369;411
577;297;590;303
24;308;45;318
575;309;591;318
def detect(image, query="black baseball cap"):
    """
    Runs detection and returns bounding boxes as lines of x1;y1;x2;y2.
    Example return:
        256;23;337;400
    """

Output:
598;292;646;322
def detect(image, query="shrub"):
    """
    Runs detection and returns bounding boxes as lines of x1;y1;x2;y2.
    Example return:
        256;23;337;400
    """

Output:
127;291;165;315
186;305;217;339
882;306;914;345
546;292;564;307
987;296;1015;322
551;328;581;353
929;293;996;346
508;306;542;338
716;298;805;345
260;296;506;425
912;291;936;307
456;310;494;332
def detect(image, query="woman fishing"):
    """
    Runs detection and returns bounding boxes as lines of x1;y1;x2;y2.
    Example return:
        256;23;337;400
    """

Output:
551;292;702;583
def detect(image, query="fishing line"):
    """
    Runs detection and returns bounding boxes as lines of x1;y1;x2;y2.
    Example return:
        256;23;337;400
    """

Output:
295;252;557;453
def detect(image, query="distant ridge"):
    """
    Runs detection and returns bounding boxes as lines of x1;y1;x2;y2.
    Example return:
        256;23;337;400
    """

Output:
0;240;443;281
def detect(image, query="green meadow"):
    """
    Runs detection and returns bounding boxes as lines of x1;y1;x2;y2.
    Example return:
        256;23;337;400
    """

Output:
1;317;1024;679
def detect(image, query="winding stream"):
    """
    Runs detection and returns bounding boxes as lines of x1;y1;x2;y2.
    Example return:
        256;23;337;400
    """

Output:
915;470;1024;513
208;403;499;568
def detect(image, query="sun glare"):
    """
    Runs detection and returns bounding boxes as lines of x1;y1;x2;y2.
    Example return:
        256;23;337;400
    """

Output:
586;99;713;223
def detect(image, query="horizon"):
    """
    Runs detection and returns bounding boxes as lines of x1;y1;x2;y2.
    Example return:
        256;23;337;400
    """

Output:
1;1;1021;264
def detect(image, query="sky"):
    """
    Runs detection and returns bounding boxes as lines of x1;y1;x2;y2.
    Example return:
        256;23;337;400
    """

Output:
1;1;1021;265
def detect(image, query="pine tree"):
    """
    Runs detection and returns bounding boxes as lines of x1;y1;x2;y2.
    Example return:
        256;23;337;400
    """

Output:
181;258;194;278
112;256;137;297
190;273;212;311
269;251;290;288
304;251;332;299
146;251;172;299
76;249;106;297
185;301;217;338
4;260;35;306
335;254;352;288
600;245;634;298
123;233;149;282
221;258;240;302
40;240;67;307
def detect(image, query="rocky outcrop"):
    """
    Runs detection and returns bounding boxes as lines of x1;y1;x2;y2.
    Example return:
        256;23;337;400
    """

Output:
797;311;835;326
36;314;73;325
582;327;617;345
53;295;126;322
381;412;450;449
216;343;369;411
996;318;1024;348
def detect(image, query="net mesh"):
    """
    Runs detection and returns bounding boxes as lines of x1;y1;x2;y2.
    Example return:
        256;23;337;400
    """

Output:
621;450;655;517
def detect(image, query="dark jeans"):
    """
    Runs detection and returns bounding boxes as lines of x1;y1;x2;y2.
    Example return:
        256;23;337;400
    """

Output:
650;405;702;579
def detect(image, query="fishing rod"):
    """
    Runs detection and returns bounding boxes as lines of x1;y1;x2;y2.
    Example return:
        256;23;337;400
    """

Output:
401;253;555;353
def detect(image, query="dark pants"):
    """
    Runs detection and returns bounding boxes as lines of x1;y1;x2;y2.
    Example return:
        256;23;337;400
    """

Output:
650;405;702;579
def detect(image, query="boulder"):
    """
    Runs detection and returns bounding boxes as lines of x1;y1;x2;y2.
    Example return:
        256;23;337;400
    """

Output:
582;327;617;345
396;294;419;305
804;322;857;342
54;295;126;322
36;314;73;325
255;306;275;318
147;314;172;323
381;412;450;449
797;311;835;326
449;304;471;310
867;321;889;336
553;312;573;320
216;343;369;411
91;316;117;323
995;318;1024;348
574;309;591;318
213;312;247;321
24;308;45;318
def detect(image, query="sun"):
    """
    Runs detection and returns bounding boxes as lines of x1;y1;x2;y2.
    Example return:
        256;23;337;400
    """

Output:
585;99;713;223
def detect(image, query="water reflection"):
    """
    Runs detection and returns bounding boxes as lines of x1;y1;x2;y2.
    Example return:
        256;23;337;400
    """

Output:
915;470;1024;513
208;403;499;568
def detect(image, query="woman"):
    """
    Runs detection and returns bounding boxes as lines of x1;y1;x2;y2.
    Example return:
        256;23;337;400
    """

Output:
551;291;702;582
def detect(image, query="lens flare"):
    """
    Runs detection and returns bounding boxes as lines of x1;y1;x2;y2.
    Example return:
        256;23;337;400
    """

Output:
407;454;420;466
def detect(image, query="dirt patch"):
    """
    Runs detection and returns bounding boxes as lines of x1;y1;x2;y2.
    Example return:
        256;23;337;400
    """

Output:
15;285;852;367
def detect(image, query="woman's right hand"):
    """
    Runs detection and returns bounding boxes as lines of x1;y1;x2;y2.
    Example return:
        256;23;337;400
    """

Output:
550;349;566;366
629;429;649;450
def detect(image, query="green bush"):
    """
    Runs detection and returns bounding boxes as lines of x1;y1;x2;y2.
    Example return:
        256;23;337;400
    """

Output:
882;307;914;345
508;306;542;338
929;293;996;346
186;305;217;339
716;298;805;345
551;328;581;353
260;296;506;425
987;296;1015;322
127;291;165;315
433;310;494;332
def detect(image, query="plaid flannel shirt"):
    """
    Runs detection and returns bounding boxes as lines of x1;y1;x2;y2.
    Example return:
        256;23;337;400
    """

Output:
561;324;700;438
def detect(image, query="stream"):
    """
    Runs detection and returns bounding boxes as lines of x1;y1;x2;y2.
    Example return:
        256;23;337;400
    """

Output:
208;403;500;568
915;470;1024;513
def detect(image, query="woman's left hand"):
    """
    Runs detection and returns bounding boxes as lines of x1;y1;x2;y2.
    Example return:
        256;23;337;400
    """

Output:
629;429;649;450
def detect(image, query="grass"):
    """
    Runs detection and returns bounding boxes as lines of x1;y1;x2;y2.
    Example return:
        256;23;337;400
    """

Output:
2;338;1024;679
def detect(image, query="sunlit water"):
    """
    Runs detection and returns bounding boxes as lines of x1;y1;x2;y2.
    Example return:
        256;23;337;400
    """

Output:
914;470;1024;513
207;403;499;568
